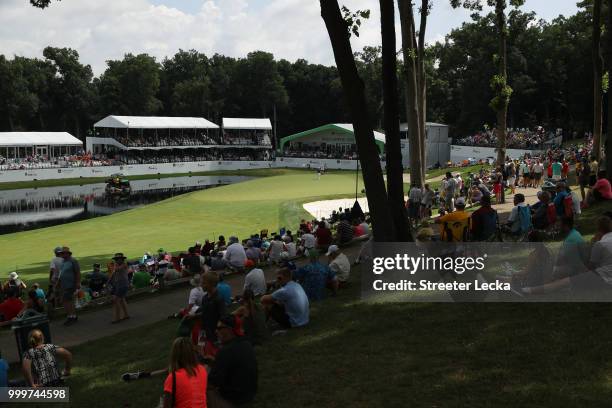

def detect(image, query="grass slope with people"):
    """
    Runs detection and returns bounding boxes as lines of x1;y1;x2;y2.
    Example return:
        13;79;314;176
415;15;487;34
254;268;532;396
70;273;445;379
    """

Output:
12;199;612;407
0;170;364;283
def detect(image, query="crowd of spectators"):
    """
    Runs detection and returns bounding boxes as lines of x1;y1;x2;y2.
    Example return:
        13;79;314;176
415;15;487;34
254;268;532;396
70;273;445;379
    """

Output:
281;144;384;161
455;127;561;149
0;153;113;171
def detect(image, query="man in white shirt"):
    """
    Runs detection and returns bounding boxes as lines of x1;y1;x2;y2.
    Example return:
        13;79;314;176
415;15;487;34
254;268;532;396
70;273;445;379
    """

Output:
283;236;297;258
224;236;247;270
244;266;267;296
326;245;351;284
300;232;316;254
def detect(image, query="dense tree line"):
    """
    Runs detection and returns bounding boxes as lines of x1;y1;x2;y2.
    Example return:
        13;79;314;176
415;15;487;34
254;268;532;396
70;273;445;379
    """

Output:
0;7;607;141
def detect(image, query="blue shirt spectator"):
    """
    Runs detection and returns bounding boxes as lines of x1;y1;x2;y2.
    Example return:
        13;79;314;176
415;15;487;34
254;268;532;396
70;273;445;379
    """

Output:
294;261;336;301
271;281;309;327
553;190;569;216
217;281;232;306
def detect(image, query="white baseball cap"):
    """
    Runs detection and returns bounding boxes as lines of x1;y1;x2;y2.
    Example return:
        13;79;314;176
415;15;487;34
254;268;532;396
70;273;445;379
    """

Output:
326;245;339;256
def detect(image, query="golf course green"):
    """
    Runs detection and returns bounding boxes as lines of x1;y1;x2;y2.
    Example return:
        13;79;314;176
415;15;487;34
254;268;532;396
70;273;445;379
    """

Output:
0;169;364;283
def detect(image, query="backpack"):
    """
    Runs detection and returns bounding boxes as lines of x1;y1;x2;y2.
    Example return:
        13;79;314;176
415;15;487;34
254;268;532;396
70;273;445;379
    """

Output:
563;194;574;218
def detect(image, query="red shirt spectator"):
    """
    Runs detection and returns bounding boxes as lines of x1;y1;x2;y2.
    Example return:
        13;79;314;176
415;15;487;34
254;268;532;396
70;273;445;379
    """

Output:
0;296;24;322
314;223;332;248
593;178;612;200
353;224;365;237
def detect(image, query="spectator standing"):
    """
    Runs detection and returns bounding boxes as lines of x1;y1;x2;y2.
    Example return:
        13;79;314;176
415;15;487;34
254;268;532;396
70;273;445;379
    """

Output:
109;253;130;324
48;247;63;308
58;247;80;326
421;184;434;219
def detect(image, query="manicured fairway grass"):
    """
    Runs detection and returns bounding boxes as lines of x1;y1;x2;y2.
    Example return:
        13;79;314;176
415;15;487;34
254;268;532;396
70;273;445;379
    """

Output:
0;170;365;282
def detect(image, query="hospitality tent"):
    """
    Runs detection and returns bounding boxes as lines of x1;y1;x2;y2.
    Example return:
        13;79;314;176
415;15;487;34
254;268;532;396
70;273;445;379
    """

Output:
279;123;386;154
0;132;83;159
94;115;219;129
222;118;272;130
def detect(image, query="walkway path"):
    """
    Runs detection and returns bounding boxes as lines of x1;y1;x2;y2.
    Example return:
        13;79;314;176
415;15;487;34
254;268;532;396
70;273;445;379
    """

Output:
0;246;363;363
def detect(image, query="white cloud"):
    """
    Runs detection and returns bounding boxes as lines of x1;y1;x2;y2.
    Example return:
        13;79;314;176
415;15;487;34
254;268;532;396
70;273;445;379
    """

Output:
0;0;578;75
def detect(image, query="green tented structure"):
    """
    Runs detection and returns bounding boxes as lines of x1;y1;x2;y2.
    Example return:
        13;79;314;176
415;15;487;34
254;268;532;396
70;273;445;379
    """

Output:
279;124;385;154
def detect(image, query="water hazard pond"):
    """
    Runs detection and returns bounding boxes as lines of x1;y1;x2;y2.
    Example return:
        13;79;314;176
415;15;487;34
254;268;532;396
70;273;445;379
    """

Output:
0;175;252;235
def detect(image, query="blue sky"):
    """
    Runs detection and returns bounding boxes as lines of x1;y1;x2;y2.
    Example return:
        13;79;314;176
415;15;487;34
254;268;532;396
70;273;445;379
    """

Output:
0;0;581;75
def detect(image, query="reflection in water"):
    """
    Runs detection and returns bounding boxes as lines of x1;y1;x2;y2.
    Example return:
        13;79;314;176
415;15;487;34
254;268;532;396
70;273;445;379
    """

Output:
0;175;252;235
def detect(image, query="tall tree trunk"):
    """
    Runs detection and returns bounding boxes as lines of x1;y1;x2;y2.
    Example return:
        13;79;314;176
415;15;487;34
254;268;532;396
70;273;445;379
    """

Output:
592;0;603;162
494;0;508;168
605;0;612;178
398;0;424;188
380;0;412;242
7;114;14;131
417;0;429;177
320;0;395;242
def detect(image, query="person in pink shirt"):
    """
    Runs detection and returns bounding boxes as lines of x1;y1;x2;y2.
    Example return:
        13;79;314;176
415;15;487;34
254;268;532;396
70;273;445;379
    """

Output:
585;171;612;207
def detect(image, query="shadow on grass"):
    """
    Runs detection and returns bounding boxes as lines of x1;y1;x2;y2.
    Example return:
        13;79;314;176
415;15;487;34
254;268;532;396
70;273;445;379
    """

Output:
9;262;612;408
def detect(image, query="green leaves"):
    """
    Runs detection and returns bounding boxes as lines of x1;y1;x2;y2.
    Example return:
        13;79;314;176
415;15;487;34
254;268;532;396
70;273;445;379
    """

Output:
341;6;371;37
29;0;58;8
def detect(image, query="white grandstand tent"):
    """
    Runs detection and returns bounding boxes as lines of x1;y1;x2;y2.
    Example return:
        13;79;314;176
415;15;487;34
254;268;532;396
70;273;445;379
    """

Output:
0;132;83;159
94;115;219;129
222;118;272;130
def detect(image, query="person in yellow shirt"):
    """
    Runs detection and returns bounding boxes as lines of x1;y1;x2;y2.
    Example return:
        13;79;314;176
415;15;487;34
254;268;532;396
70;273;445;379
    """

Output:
435;197;471;242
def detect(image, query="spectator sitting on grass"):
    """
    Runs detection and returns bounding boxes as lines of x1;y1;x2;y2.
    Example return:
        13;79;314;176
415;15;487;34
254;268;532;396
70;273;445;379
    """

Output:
170;274;204;320
20;289;45;315
267;235;284;264
216;235;227;251
294;249;337;301
217;273;232;306
0;288;24;322
300;230;316;255
336;215;354;244
283;235;297;258
261;268;309;329
314;221;333;252
326;245;350;286
198;272;227;350
224;236;246;271
207;315;258;407
162;337;207;408
210;251;227;271
131;264;151;289
182;247;202;276
585;170;612;208
86;264;108;294
244;263;266;297
233;289;269;346
31;283;45;303
245;240;261;264
201;239;214;257
3;272;27;298
22;329;72;387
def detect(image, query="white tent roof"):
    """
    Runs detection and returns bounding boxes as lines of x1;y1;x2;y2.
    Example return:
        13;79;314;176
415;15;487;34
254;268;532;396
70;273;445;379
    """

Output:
334;124;386;144
0;132;82;147
222;118;272;130
94;116;219;129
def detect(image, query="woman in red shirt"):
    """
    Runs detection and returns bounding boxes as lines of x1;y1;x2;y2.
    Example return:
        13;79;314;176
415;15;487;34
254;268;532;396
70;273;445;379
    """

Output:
163;337;207;408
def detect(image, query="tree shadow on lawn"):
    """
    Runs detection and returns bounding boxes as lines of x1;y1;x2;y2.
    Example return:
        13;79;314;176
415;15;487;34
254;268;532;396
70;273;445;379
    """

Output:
11;253;118;285
254;274;612;407
9;265;612;408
